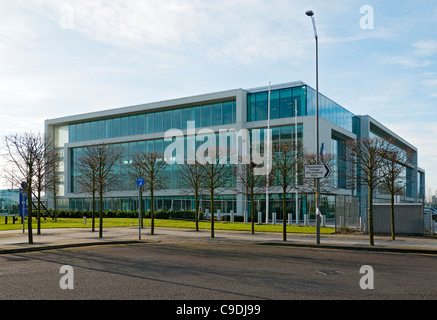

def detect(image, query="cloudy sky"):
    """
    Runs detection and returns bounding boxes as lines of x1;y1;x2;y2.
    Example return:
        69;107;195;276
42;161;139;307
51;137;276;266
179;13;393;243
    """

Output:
0;0;436;197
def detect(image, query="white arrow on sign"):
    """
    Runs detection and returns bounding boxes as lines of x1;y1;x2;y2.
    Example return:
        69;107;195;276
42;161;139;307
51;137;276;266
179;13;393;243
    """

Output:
304;164;331;179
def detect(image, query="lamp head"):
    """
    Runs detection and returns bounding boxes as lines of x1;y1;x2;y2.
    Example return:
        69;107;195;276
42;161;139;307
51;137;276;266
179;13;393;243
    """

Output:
305;10;314;17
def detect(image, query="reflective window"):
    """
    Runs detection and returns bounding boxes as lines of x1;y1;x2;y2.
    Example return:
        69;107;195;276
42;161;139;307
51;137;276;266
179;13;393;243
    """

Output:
137;114;145;134
182;107;191;129
120;116;128;136
222;101;233;125
163;110;172;132
172;109;181;130
146;113;154;134
192;106;201;128
201;104;211;127
154;111;163;133
212;103;222;126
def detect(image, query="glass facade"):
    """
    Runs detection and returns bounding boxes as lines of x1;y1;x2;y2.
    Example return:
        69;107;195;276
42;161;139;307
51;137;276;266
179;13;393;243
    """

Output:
69;99;236;143
247;86;306;122
247;85;355;132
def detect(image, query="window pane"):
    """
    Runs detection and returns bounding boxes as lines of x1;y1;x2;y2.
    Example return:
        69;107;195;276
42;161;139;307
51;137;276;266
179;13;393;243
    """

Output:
137;114;145;134
97;120;105;139
146;140;154;153
112;118;120;138
192;106;200;128
182;107;191;130
83;122;90;141
120;116;128;136
292;86;306;117
90;121;97;140
154;139;163;154
270;90;280;119
201;104;211;127
211;103;222;126
172;109;181;129
154;111;163;133
248;94;256;121
128;115;137;136
163;110;172;131
69;124;77;142
76;123;83;141
146;113;154;134
222;101;233;125
279;88;292;118
255;92;268;121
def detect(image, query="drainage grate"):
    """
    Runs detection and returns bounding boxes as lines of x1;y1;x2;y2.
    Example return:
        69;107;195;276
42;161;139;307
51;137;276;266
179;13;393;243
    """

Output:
316;270;342;275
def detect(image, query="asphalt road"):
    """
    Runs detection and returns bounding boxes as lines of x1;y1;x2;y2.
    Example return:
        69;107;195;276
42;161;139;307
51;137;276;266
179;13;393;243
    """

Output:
1;240;436;302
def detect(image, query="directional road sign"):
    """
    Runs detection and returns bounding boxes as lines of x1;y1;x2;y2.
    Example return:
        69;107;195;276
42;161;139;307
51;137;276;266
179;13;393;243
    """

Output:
304;164;331;179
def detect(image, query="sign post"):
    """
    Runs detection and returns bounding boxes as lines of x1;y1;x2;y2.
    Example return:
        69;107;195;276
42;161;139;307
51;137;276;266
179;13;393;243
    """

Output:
136;177;145;240
304;165;330;244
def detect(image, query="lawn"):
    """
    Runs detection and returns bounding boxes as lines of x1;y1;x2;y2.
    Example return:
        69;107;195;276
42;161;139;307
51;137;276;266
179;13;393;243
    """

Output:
0;217;335;234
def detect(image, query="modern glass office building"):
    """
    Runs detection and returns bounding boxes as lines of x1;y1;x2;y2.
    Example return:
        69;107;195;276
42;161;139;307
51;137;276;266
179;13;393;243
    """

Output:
45;81;425;225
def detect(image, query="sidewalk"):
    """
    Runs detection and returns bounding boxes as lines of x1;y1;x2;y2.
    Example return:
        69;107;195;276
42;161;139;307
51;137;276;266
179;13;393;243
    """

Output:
1;226;437;255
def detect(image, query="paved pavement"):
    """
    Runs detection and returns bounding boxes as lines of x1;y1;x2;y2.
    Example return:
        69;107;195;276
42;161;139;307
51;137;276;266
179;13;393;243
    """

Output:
1;226;437;255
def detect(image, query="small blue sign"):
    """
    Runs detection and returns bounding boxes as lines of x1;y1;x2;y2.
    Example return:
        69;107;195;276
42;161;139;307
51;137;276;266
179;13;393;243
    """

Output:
19;190;28;217
136;177;145;187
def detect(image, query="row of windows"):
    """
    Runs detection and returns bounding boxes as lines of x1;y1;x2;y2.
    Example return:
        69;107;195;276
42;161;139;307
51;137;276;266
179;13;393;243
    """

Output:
247;86;306;122
70;124;303;193
69;100;236;143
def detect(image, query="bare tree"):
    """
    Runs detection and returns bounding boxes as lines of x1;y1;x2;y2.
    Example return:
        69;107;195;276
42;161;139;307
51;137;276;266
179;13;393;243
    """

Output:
33;135;59;234
75;147;99;232
179;160;206;231
4;132;47;244
345;137;390;246
131;152;167;235
75;144;123;238
198;147;233;238
380;140;413;240
270;141;302;241
236;160;267;234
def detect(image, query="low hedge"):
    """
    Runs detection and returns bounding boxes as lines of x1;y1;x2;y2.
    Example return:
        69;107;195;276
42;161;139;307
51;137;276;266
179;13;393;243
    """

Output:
40;208;204;220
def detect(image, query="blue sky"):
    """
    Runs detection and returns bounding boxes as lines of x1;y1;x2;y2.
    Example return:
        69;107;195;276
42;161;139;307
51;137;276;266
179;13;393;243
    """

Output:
0;0;436;198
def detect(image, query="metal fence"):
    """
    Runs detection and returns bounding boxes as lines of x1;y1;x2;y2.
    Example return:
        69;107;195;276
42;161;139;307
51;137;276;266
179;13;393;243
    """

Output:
335;195;360;232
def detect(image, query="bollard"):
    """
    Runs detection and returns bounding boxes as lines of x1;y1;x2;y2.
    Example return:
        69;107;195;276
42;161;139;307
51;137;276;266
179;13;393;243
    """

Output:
304;214;308;226
258;212;262;224
272;212;276;225
230;210;234;222
288;213;292;225
217;209;221;222
244;211;248;223
83;216;87;225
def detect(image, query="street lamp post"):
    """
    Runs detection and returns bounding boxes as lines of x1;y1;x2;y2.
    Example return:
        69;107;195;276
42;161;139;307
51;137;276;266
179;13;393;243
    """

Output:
306;10;321;244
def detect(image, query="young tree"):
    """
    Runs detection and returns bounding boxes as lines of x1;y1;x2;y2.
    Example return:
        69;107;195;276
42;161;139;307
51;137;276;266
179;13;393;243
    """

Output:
4;132;47;244
270;141;302;241
179;161;206;232
131;152;167;235
380;140;412;240
345;137;390;246
198;147;233;238
75;148;99;232
76;144;123;238
33;135;59;234
236;160;267;234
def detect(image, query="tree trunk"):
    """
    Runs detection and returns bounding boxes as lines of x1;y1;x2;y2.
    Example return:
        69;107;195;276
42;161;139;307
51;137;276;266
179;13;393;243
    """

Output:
391;187;396;241
151;188;155;235
27;185;33;244
283;189;287;241
37;189;41;235
91;192;95;232
210;190;214;238
99;189;103;238
195;194;199;232
368;188;374;246
251;194;255;235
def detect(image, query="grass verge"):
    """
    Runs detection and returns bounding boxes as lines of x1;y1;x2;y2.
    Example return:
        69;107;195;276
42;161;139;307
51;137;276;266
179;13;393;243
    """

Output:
0;217;335;234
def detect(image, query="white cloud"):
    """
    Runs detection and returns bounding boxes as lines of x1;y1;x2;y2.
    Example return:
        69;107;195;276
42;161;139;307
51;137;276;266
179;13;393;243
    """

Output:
413;40;437;57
